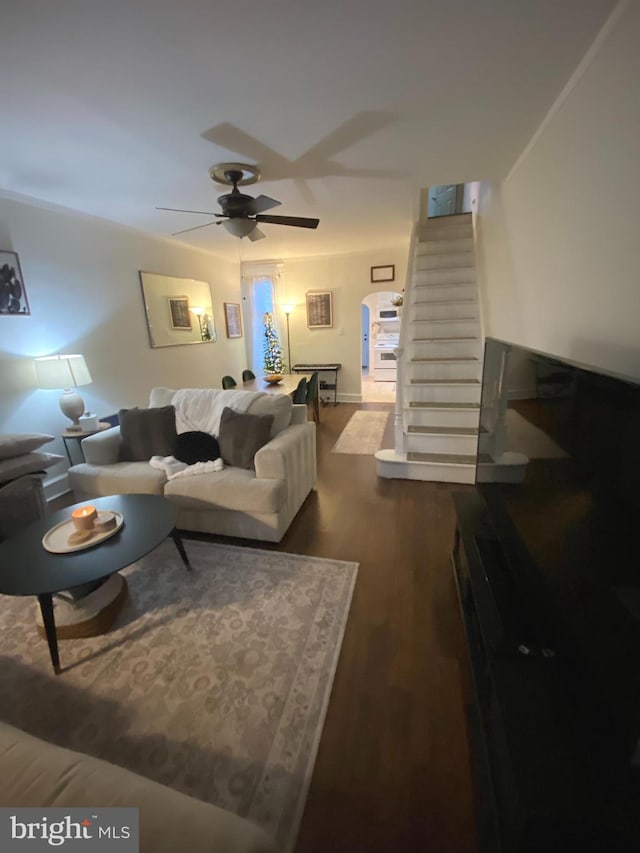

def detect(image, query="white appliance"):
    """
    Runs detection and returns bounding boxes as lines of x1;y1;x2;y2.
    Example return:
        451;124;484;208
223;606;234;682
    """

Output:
373;331;399;381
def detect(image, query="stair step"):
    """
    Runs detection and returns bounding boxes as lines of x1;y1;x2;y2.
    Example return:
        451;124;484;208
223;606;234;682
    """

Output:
407;451;477;465
411;357;479;363
414;299;476;305
410;378;480;385
409;401;479;409
413;336;479;342
412;317;478;323
408;426;478;436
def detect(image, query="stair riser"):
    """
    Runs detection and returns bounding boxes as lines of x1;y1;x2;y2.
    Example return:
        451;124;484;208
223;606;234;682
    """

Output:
414;268;475;285
413;302;478;321
408;385;482;404
413;339;481;359
415;253;475;271
415;238;474;256
411;319;480;338
406;408;480;428
418;225;473;242
376;455;476;484
414;282;476;300
408;361;482;381
406;433;478;455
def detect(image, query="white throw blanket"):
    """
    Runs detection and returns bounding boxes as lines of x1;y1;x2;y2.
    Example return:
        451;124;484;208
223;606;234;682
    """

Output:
171;388;264;436
150;455;224;480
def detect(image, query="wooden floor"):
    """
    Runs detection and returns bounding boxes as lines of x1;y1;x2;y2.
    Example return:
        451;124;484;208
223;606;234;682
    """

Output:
280;402;476;852
53;401;478;851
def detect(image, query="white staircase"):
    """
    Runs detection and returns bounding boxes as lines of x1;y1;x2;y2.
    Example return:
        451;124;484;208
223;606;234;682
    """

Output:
376;214;482;483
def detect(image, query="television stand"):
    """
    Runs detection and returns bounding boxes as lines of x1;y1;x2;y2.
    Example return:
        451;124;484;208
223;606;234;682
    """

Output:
452;491;638;852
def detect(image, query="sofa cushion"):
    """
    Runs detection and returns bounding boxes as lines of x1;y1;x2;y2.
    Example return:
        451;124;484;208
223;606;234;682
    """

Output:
119;406;177;461
0;433;54;459
218;407;273;469
0;451;63;484
172;431;221;465
247;394;292;437
69;461;167;496
164;465;285;514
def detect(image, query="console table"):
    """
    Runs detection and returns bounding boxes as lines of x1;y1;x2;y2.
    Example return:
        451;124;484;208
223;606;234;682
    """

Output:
292;363;341;405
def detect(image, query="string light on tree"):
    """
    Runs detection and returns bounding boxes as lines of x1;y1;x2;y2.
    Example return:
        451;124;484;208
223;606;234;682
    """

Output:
262;312;285;375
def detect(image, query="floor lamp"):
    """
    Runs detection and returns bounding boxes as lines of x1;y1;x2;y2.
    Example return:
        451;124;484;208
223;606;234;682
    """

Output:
281;305;293;373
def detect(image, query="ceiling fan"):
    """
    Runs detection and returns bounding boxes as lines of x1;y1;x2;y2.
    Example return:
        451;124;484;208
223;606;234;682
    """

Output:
157;163;320;241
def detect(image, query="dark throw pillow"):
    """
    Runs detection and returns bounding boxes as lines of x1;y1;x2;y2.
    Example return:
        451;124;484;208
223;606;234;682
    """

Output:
217;407;274;469
118;406;177;461
172;431;221;465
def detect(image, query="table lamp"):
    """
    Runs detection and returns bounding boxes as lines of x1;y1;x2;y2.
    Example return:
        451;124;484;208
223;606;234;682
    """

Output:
34;354;92;430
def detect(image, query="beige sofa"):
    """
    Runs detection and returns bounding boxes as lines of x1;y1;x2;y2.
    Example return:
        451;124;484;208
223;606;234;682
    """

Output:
68;387;316;542
0;721;274;853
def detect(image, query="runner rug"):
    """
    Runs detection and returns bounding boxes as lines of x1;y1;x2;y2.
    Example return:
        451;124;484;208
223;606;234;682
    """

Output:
331;409;389;454
0;540;358;853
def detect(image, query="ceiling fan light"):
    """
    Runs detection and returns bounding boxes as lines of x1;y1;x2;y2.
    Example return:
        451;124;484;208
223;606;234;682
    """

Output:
222;218;257;238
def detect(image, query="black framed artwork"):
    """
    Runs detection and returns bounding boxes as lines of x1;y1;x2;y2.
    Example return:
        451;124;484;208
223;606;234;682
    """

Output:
370;264;395;283
0;250;30;315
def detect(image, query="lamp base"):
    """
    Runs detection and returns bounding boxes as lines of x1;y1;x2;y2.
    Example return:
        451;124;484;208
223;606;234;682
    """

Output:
59;389;85;427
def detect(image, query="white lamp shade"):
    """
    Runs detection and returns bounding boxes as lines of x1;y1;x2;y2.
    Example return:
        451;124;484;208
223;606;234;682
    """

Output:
34;354;92;389
281;304;294;315
223;218;257;238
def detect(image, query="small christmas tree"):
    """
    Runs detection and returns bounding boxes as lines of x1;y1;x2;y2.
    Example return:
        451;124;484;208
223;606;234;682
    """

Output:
262;312;285;374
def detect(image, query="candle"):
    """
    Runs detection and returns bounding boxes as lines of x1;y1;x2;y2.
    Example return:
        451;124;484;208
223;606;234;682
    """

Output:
71;505;97;531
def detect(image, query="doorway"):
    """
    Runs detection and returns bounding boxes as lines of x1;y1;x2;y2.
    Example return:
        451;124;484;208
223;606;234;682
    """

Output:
361;291;400;403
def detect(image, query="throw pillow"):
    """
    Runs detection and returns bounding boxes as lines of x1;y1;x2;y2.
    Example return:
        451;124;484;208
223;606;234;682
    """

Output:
0;452;63;484
0;433;54;460
119;406;177;462
217;407;274;469
172;431;221;465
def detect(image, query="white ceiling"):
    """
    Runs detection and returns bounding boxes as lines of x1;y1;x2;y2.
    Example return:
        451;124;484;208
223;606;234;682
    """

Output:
1;0;616;260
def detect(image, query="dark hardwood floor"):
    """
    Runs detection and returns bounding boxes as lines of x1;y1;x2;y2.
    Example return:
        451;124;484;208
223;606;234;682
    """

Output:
53;401;478;852
282;402;476;853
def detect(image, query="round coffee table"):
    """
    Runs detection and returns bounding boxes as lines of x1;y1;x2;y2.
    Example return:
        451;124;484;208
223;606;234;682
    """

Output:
0;494;191;674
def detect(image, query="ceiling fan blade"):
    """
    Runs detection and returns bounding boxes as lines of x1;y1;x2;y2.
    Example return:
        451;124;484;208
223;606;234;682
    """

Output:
248;227;266;242
157;206;217;215
256;214;319;229
171;220;219;236
248;195;281;215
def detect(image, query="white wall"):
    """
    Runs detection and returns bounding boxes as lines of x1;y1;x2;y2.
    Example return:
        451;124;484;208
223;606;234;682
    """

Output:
475;1;640;379
0;195;242;489
274;246;409;401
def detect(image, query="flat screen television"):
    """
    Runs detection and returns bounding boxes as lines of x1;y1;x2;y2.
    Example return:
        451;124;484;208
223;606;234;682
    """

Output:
475;338;640;775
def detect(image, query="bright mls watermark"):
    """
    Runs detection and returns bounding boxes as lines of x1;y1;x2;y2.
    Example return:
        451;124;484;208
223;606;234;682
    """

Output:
0;809;138;850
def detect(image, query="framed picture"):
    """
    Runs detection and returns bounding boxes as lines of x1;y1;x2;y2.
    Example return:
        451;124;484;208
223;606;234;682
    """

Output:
168;296;192;330
0;250;30;315
370;264;395;283
306;291;333;328
224;302;243;338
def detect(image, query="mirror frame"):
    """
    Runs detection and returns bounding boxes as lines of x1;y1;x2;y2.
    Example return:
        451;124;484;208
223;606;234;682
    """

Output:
139;271;217;348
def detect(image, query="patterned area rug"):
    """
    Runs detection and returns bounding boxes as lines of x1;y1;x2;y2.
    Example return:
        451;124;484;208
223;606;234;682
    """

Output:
331;410;389;454
0;540;358;852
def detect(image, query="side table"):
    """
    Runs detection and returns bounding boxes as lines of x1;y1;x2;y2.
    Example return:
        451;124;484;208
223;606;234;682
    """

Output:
61;422;112;465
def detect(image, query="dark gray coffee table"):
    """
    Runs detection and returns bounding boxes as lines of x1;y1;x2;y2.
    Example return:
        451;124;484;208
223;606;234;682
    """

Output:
0;494;191;674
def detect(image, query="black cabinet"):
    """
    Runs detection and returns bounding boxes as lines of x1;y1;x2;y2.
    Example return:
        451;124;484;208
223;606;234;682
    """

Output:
453;491;639;853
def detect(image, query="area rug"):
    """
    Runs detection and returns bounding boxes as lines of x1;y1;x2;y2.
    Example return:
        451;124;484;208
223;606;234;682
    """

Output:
331;409;389;454
0;540;358;853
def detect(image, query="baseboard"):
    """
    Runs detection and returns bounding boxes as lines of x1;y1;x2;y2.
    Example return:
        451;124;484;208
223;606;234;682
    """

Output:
44;472;71;502
335;393;362;404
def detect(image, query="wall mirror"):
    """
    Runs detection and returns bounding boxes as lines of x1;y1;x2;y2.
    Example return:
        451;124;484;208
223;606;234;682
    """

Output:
139;272;216;348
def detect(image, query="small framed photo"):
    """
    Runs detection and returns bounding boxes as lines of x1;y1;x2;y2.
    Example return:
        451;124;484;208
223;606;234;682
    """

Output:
0;250;30;315
306;291;333;328
370;264;395;283
224;302;243;338
168;296;192;329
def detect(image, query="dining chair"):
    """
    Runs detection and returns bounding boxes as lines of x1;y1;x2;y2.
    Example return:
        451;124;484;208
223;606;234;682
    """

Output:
221;375;237;389
306;371;320;423
242;369;256;382
292;376;308;404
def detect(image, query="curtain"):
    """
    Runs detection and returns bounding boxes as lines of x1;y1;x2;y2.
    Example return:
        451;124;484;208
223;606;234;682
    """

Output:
244;267;283;374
